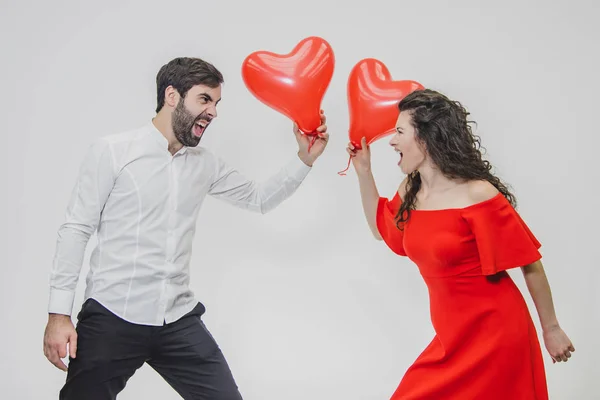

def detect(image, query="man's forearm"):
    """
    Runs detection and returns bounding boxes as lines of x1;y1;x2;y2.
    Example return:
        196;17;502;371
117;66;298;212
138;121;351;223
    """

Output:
209;154;311;214
49;224;93;316
48;137;114;315
255;154;311;213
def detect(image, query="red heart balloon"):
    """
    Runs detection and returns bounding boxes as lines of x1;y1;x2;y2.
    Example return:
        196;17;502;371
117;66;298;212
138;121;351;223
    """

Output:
241;36;335;134
347;58;424;148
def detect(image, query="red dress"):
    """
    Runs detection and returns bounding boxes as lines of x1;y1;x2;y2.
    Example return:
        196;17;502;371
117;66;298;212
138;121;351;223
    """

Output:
377;191;548;400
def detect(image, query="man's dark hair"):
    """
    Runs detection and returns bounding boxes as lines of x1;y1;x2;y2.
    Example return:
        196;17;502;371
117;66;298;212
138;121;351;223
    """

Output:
155;57;224;113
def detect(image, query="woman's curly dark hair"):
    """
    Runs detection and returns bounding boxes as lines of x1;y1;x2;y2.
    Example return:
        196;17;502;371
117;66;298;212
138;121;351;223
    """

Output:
394;89;516;228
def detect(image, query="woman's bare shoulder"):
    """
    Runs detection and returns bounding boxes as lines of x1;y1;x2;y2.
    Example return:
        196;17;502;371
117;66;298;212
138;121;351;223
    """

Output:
466;180;500;203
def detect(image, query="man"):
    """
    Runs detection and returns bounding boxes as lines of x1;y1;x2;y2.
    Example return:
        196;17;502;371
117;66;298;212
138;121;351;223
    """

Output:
43;56;329;399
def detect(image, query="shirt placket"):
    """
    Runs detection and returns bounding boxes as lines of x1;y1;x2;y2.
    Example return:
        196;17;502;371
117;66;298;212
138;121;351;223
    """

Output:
160;154;179;323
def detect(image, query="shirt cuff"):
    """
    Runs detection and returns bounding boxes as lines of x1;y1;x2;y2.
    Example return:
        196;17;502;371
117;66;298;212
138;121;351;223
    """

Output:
287;154;312;181
48;288;75;316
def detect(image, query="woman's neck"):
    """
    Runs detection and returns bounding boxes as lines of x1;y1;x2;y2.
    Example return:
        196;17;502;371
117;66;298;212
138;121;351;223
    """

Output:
417;161;461;197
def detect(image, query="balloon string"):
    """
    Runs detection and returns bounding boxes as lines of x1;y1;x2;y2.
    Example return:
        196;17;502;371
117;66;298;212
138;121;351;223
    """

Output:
337;155;352;176
307;134;318;153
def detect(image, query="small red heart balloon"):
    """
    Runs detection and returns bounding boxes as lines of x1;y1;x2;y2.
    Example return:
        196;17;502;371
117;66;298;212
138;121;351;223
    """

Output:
241;36;335;134
347;58;424;148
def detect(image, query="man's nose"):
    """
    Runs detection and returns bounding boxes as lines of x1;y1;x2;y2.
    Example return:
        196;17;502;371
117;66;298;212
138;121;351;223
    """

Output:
207;105;217;119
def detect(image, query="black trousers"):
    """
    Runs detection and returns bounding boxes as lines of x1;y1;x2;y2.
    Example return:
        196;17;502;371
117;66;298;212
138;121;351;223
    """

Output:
59;299;243;400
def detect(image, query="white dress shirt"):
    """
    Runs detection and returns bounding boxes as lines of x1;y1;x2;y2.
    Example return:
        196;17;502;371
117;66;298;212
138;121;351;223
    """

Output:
49;121;312;325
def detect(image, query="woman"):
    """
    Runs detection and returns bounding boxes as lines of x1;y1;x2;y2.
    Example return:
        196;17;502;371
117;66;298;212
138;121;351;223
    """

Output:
347;89;574;399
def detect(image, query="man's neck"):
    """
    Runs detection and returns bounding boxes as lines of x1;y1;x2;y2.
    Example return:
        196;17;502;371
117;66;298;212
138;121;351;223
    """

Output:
152;113;183;155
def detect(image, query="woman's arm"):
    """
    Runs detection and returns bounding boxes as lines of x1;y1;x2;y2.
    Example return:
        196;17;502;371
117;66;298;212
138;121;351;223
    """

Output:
347;137;384;240
357;169;383;240
521;260;575;362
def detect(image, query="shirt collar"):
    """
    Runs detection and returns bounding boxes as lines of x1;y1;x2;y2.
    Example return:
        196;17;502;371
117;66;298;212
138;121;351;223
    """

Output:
147;120;188;155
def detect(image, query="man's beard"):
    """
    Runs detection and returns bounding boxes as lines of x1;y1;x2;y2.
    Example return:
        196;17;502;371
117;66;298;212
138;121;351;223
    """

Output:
172;99;211;147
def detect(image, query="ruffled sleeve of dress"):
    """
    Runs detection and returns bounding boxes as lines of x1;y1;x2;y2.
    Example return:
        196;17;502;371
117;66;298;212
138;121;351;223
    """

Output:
461;193;542;275
376;192;407;256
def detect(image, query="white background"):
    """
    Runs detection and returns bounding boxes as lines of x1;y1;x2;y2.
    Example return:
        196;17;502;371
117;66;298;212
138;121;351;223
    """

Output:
1;0;598;398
